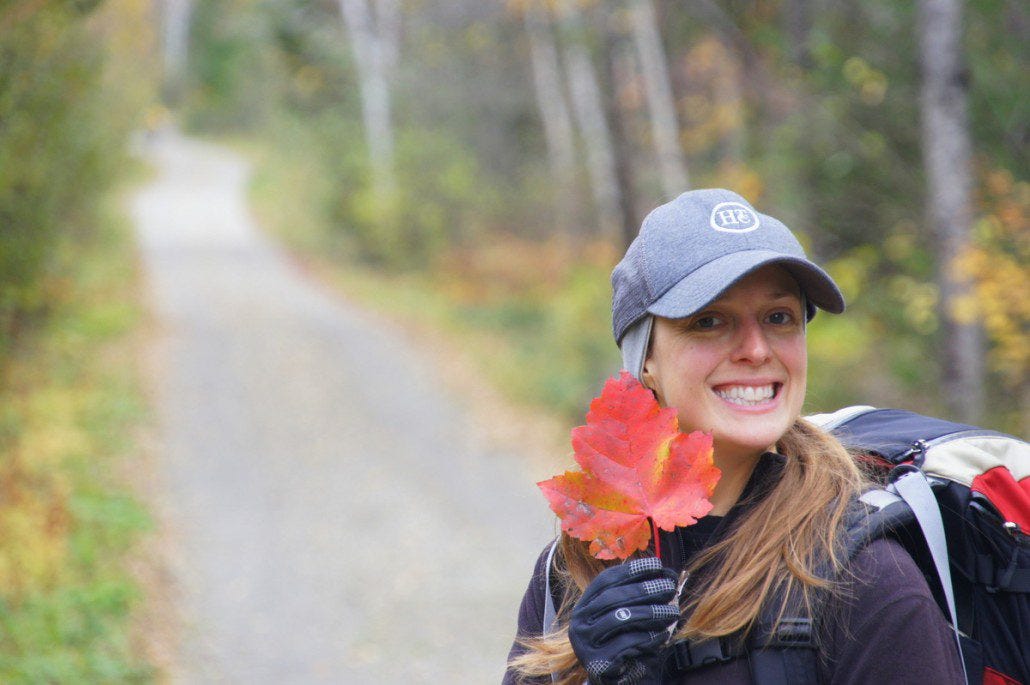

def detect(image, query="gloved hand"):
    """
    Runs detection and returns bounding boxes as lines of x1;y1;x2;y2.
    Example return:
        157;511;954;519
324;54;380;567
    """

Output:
569;556;680;685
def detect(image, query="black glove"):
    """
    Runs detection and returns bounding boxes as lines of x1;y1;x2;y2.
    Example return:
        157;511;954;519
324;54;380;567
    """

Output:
569;556;679;685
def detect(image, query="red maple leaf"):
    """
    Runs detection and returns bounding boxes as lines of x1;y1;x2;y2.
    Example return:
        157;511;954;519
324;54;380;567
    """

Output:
538;371;721;560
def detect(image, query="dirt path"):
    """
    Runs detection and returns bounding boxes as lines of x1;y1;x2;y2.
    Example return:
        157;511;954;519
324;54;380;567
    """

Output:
131;130;558;683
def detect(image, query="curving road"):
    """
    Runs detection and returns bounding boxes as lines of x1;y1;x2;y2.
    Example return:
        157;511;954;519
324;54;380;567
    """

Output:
132;131;556;683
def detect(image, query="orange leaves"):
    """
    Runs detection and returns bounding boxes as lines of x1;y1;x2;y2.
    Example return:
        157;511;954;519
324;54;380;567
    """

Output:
538;371;720;560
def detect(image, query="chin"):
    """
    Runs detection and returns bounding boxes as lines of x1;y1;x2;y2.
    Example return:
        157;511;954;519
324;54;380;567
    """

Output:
716;425;791;458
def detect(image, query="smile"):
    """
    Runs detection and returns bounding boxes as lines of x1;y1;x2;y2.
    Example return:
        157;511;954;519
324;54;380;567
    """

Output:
714;384;778;406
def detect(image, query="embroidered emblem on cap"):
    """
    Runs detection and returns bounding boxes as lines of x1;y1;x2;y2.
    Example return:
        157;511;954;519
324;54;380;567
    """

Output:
709;201;760;233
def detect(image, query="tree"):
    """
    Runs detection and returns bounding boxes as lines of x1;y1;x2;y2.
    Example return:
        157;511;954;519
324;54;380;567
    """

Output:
628;0;689;199
555;0;622;239
599;6;643;248
160;0;193;105
521;0;578;229
337;0;400;204
918;0;984;422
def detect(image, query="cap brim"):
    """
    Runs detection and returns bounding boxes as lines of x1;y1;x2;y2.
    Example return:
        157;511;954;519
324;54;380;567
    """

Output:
647;250;845;320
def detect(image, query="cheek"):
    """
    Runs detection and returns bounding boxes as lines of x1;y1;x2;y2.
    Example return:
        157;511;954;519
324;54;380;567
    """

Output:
782;338;808;391
664;348;720;406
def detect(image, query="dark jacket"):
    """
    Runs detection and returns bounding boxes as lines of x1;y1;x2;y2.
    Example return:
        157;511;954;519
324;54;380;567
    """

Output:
503;455;965;684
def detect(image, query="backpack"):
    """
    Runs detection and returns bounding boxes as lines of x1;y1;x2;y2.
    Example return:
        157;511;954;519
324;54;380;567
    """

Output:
808;406;1029;685
542;407;1029;684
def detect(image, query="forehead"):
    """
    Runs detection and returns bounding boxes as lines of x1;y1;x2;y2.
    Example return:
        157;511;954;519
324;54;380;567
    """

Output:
711;265;802;305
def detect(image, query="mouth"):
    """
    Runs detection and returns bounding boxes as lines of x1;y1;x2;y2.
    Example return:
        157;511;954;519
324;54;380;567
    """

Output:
713;383;781;407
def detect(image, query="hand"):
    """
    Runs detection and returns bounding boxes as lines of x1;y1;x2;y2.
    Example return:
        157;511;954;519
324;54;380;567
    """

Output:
569;557;679;685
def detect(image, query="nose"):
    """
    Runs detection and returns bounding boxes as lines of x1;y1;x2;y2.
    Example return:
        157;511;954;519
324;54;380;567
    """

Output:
731;318;772;364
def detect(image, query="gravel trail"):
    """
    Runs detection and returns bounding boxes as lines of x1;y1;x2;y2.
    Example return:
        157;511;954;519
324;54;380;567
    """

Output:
132;131;556;683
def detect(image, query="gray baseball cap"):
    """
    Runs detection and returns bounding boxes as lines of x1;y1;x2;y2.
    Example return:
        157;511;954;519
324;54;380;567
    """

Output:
612;188;844;377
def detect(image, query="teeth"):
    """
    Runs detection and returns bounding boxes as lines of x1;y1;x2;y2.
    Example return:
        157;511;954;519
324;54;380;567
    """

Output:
716;384;775;406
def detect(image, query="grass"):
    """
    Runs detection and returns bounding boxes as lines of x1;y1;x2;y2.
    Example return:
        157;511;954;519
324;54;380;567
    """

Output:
0;198;154;683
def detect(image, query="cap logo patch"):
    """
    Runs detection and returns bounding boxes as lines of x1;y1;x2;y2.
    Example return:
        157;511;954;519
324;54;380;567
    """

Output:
709;202;760;233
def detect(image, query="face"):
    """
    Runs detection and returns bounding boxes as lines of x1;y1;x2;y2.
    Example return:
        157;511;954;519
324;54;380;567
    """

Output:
641;265;807;463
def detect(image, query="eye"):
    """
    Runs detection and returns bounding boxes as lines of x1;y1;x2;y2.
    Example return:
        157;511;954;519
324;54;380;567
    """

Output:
767;310;796;325
691;314;722;330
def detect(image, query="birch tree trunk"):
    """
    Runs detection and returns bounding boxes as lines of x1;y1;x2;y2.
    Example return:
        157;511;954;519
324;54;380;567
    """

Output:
918;0;984;422
555;0;622;239
778;0;818;252
601;7;642;249
628;0;689;199
338;0;400;204
160;0;193;104
522;1;578;230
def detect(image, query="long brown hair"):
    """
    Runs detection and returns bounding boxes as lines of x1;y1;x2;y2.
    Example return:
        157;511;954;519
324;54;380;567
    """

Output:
507;418;868;684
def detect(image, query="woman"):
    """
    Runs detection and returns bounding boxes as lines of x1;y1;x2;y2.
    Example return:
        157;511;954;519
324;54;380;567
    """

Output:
503;189;964;684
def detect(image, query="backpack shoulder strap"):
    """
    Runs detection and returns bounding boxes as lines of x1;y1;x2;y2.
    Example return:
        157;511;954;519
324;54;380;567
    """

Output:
884;468;968;684
541;538;561;685
542;537;560;636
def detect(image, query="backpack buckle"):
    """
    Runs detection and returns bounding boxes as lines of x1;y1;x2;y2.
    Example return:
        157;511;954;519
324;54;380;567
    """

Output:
744;617;817;653
763;617;815;648
668;637;736;671
894;439;928;468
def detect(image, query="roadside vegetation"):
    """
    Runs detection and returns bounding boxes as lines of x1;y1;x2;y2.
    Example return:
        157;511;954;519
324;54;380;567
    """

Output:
0;1;158;681
0;202;152;683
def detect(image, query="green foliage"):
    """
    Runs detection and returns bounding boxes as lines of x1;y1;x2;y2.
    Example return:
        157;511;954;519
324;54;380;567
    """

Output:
182;0;280;130
0;210;152;683
0;1;139;366
0;3;156;677
338;128;498;267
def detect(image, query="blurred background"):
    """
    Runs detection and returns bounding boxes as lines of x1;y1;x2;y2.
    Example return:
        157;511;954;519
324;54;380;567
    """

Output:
0;0;1026;681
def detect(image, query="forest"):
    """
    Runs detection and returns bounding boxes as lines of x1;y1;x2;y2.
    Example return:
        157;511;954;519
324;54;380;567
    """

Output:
0;0;1026;679
3;0;1027;431
172;0;1025;432
2;1;1026;432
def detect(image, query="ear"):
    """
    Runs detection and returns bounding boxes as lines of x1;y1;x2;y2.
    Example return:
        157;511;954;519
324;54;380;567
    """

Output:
640;357;657;393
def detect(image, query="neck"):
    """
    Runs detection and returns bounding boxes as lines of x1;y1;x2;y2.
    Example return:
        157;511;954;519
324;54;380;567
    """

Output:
708;450;763;516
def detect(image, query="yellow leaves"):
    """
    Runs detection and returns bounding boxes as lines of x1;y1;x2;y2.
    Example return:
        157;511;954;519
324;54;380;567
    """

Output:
20;388;92;464
843;57;888;106
952;244;1029;381
0;386;83;597
953;169;1030;383
883;226;917;263
0;384;91;596
890;275;939;334
826;246;879;302
0;455;71;596
711;161;764;204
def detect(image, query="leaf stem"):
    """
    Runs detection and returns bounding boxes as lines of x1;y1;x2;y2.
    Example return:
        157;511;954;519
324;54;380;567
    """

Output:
650;517;661;561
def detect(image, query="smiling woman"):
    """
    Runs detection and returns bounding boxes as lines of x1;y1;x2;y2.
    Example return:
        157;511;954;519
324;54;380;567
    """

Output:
504;189;965;685
643;267;808;506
